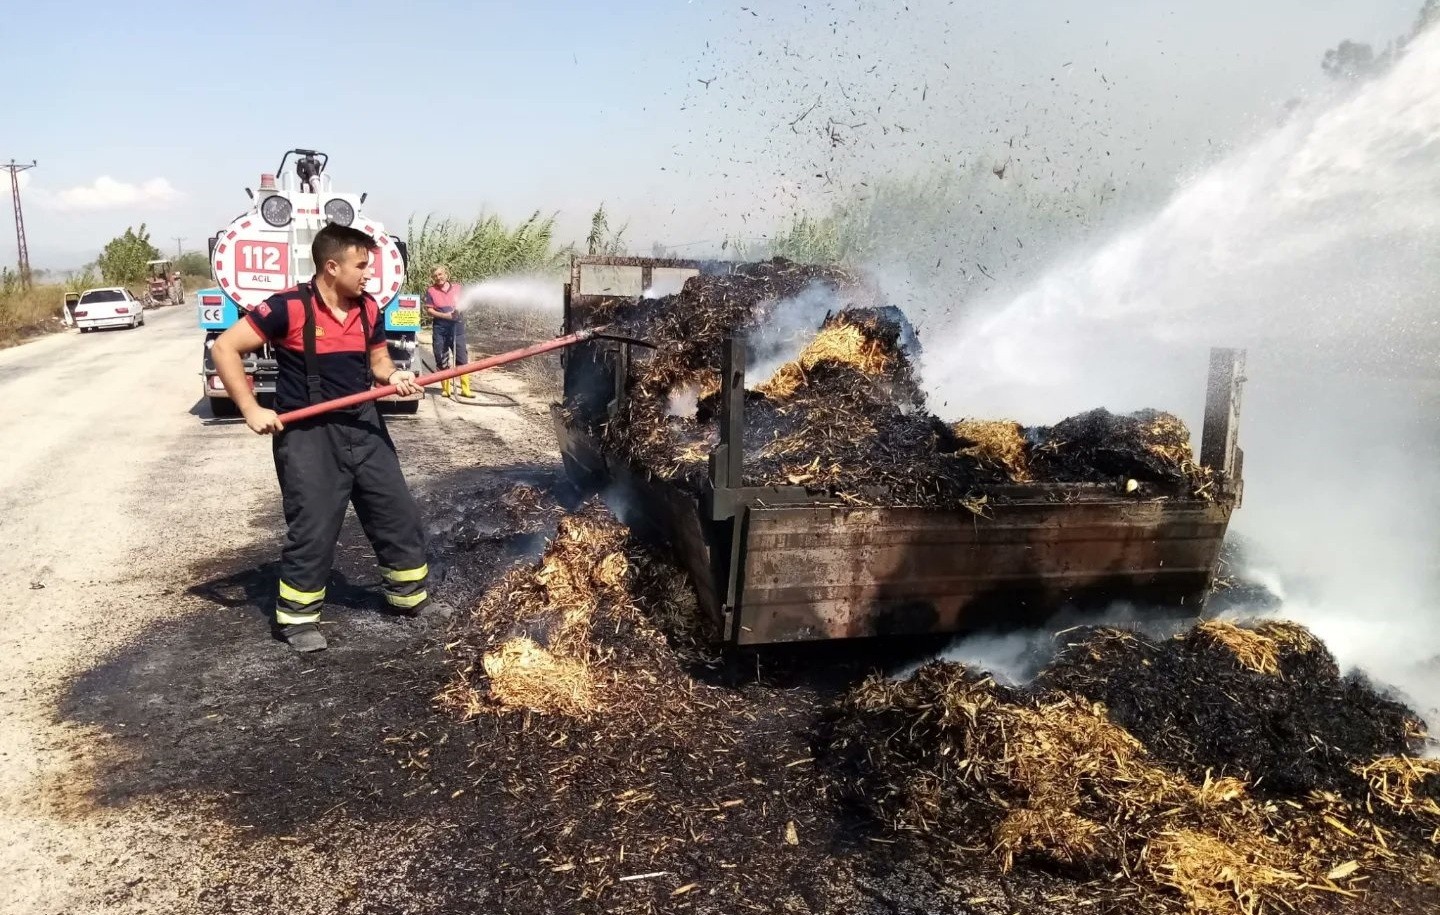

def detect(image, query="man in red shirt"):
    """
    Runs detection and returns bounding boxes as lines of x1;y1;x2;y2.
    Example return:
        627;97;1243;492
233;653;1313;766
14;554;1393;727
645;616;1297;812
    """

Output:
424;265;470;399
209;224;439;652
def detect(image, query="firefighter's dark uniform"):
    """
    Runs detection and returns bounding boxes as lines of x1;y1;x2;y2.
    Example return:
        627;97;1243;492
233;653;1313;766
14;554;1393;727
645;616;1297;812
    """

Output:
245;281;431;627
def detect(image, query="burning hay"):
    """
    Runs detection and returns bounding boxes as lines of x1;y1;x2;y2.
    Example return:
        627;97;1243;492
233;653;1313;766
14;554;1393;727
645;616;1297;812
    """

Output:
431;493;1440;911
479;637;595;717
824;662;1304;914
822;627;1440;914
741;359;998;503
952;419;1032;482
1193;619;1329;678
588;260;875;477
1192;619;1283;675
438;501;704;720
1036;623;1420;798
1030;408;1210;491
754;309;914;401
571;259;1215;506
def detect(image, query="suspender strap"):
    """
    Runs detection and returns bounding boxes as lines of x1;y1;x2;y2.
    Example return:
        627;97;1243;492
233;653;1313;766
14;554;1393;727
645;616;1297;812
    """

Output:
358;296;373;348
357;296;378;389
301;283;323;407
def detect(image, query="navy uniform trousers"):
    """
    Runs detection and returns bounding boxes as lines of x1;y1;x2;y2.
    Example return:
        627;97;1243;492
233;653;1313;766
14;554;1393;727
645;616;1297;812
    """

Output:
270;402;430;624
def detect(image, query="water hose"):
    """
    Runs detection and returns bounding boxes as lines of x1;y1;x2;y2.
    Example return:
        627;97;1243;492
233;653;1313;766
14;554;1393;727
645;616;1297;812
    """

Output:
276;326;608;424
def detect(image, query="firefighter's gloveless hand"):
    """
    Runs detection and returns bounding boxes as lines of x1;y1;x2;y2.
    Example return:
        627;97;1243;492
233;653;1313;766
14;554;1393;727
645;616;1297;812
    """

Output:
389;371;420;397
244;407;285;435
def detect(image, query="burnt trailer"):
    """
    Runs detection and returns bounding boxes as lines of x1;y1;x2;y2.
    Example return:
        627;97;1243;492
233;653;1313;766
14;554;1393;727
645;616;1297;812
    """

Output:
554;256;1246;646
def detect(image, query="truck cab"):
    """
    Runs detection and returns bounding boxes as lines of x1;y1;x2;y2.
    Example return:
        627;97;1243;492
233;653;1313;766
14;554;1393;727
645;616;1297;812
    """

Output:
197;149;423;418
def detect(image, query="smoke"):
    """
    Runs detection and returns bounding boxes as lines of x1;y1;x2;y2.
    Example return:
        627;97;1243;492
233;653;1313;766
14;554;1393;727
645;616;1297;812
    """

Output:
924;25;1440;418
892;604;1194;686
666;384;700;419
745;281;850;385
910;25;1440;725
456;274;562;314
643;271;690;299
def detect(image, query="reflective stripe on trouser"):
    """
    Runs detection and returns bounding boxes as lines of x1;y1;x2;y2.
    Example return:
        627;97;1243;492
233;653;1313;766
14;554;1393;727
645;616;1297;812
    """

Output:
276;580;325;625
273;402;429;624
379;563;429;610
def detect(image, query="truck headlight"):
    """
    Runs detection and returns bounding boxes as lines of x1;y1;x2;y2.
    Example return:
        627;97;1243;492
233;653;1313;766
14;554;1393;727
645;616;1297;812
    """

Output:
324;198;355;226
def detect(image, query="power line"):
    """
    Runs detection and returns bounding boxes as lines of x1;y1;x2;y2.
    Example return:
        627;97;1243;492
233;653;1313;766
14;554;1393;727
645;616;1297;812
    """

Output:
2;160;37;287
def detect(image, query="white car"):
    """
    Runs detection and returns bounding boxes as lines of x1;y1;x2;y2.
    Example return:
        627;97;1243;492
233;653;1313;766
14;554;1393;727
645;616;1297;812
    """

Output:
73;287;145;332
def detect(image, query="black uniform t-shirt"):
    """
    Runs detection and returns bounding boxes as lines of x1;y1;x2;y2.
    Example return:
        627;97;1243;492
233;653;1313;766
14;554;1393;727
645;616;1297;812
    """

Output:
244;281;386;413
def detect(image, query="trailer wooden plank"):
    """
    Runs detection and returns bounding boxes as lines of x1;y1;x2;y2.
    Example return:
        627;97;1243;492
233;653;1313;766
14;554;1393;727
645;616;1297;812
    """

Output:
734;501;1233;644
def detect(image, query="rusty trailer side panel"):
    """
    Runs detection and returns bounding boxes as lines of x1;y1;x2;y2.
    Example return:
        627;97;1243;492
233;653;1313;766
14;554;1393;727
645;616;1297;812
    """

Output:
732;500;1233;645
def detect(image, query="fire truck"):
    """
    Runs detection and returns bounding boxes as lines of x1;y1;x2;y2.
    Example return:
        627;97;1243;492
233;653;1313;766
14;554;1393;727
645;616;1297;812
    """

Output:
196;149;423;418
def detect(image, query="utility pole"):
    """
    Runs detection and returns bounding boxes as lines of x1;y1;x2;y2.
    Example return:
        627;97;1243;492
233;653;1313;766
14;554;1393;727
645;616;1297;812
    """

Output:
173;237;184;260
3;160;37;287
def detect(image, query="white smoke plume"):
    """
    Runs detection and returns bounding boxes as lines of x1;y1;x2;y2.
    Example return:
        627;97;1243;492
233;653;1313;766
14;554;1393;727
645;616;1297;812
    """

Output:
892;604;1193;686
666;384;700;419
745;281;852;385
913;24;1440;726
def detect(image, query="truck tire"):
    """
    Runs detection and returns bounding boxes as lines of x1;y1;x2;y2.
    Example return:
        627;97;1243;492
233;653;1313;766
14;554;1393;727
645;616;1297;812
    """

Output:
209;397;241;418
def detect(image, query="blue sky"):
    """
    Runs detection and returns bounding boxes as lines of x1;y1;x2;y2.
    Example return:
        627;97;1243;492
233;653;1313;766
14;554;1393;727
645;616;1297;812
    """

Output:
1;0;1419;269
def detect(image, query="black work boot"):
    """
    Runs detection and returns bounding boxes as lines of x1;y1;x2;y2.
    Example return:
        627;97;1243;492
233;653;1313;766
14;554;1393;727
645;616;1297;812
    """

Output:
278;622;328;653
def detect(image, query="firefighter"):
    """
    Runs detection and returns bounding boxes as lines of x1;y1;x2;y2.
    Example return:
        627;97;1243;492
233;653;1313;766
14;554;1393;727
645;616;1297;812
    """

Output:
423;265;470;399
209;224;440;652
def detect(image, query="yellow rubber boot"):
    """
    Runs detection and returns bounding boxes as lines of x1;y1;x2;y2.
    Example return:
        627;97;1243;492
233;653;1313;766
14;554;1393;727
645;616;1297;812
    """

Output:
441;378;452;398
459;374;472;399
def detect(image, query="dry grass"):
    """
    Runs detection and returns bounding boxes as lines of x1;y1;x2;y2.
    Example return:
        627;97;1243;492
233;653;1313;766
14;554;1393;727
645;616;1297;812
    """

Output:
1194;621;1282;676
437;511;628;718
1144;412;1198;466
952;420;1032;482
1358;757;1440;821
1190;619;1335;678
1147;830;1300;915
438;501;705;721
480;637;595;717
1253;620;1326;656
461;301;565;402
756;320;894;399
985;695;1289;909
0;282;66;348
